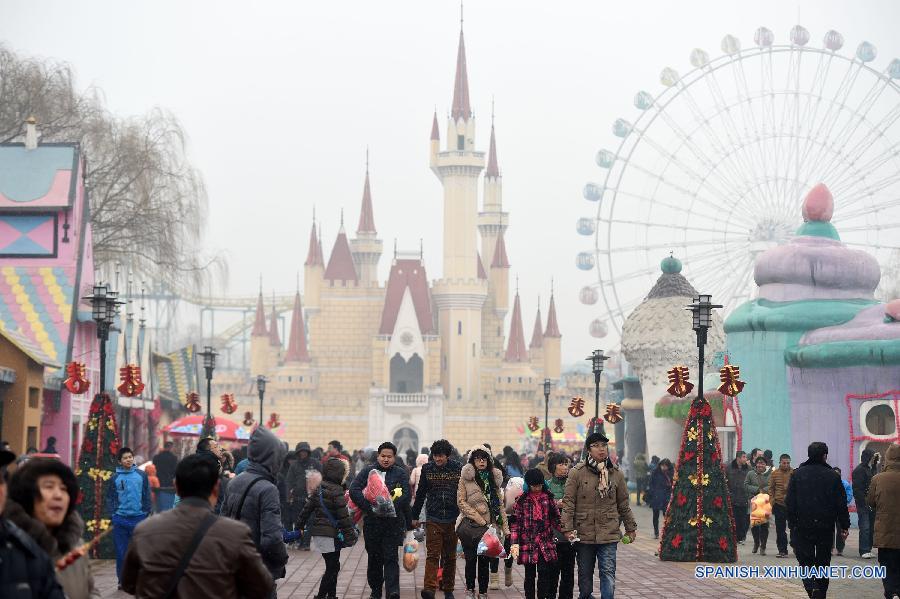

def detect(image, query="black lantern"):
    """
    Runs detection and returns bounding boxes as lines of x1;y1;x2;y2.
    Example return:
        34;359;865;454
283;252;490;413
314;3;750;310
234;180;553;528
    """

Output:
256;374;267;425
198;346;218;438
83;282;122;395
587;349;610;427
542;378;553;449
685;294;722;401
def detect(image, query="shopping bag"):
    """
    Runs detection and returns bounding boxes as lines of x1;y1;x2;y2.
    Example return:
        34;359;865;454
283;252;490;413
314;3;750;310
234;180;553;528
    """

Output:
363;469;396;517
346;490;363;524
477;525;506;558
403;532;419;572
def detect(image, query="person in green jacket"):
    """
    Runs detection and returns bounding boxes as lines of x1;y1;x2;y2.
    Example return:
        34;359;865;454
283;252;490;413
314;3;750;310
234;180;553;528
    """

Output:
632;454;649;507
545;453;575;599
744;456;772;555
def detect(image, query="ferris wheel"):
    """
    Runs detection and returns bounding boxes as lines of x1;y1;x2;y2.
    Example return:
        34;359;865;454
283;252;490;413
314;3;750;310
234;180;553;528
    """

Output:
577;26;900;340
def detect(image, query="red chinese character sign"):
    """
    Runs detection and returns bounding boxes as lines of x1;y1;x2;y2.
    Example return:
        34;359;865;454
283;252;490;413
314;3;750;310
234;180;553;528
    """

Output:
553;418;565;434
567;396;585;417
526;416;540;432
117;365;144;397
220;393;237;414
667;366;694;398
184;392;201;413
604;404;623;424
242;411;255;427
718;365;746;396
267;412;281;429
64;361;90;395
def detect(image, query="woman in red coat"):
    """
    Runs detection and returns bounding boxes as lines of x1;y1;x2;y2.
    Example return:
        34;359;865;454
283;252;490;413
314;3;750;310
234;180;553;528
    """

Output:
510;469;562;599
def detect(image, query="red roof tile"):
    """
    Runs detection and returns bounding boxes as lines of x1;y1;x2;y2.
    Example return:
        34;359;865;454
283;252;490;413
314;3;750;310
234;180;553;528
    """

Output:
252;291;267;336
357;170;377;235
485;124;499;178
544;293;561;338
268;300;281;347
379;258;434;335
505;292;528;362
530;306;543;349
491;233;510;268
324;227;358;282
284;292;310;362
431;111;440;141
304;222;323;267
477;253;487;279
451;29;472;122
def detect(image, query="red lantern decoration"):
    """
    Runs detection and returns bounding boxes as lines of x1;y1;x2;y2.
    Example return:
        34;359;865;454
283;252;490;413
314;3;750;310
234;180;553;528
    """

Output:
666;366;694;398
604;404;623;424
117;364;145;397
567;396;585;418
220;393;237;415
63;361;90;395
526;416;540;432
184;392;201;413
553;418;565;434
267;412;281;429
242;411;255;427
718;365;746;396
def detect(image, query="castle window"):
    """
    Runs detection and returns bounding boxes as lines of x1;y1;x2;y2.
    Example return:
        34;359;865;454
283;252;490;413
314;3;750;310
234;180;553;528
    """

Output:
299;376;303;382
458;321;462;335
457;134;465;150
507;377;511;384
518;377;523;383
390;353;423;393
456;387;462;400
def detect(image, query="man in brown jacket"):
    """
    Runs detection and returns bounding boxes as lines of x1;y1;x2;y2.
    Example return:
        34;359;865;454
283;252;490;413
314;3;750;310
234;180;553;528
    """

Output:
867;443;900;599
562;432;636;599
121;453;273;599
769;453;793;558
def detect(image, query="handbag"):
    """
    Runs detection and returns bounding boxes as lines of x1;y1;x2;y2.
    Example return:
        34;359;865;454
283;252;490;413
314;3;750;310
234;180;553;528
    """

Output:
456;516;488;549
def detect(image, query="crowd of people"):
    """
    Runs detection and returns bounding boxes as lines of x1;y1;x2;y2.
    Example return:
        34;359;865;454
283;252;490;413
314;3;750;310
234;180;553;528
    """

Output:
0;432;897;599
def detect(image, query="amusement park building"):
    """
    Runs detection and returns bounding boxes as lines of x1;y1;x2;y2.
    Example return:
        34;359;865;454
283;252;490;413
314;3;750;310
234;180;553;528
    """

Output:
222;26;567;453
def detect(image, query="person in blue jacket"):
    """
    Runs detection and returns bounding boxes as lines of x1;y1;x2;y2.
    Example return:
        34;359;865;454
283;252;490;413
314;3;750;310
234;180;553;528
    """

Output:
833;466;853;556
106;446;151;585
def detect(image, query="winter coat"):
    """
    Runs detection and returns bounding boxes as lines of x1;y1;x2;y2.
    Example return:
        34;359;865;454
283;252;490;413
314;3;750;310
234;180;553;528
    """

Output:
785;459;850;532
286;443;322;503
561;456;636;544
151;449;178;490
3;500;98;599
121;497;273;599
348;461;411;546
456;457;509;536
840;479;853;505
409;454;430;500
725;460;750;506
867;443;900;549
0;517;66;598
510;489;561;565
106;465;152;517
411;458;462;524
852;448;876;507
296;458;358;544
744;469;771;506
648;467;673;511
632;454;649;483
768;467;792;507
220;426;289;580
546;476;566;501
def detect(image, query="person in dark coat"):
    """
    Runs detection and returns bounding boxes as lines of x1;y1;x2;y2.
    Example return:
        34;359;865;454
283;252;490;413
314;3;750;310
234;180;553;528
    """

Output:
786;442;850;599
286;441;322;549
220;427;288;596
152;441;179;512
297;457;358;599
726;451;751;544
349;441;411;599
0;448;66;598
853;447;879;559
647;458;673;538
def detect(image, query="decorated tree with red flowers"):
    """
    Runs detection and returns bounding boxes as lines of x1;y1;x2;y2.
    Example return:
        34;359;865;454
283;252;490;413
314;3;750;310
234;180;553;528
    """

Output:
658;395;737;562
75;392;121;558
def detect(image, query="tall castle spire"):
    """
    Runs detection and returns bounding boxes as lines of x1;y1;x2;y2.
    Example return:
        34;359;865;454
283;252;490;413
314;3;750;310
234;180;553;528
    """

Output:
451;28;472;122
284;291;310;362
485;119;499;178
530;301;543;349
268;295;281;347
357;153;376;235
351;154;383;285
544;290;560;338
305;221;323;266
252;286;267;336
505;290;528;362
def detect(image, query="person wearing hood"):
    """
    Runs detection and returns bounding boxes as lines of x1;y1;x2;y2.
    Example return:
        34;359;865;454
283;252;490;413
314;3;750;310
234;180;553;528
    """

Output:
220;426;289;596
785;442;850;599
853;447;880;559
648;458;673;540
106;447;151;586
726;451;750;545
867;443;900;599
412;439;462;599
6;458;99;598
561;432;636;599
286;441;322;549
349;441;411;599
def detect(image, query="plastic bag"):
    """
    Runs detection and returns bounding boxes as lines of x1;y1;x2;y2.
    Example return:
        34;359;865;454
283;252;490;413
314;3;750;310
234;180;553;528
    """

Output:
363;469;396;517
504;477;525;512
477;525;506;558
345;490;363;524
306;469;322;494
455;540;464;560
413;524;425;543
403;532;419;572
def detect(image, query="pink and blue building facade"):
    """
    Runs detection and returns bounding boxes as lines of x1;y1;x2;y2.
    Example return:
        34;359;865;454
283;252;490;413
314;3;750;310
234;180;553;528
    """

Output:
0;138;97;464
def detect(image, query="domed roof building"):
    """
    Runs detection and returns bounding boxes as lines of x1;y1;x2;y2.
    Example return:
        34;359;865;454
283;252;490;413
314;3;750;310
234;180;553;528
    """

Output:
621;255;725;461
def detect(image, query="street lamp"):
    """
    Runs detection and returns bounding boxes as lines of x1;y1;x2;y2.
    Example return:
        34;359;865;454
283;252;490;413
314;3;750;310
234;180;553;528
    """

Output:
542;378;553;450
685;294;722;402
256;374;267;425
198;346;218;438
586;349;610;435
83;283;123;395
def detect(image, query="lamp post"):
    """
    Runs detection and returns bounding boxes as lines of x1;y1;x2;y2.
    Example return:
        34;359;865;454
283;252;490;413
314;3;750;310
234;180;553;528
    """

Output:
198;346;218;438
587;349;610;435
542;378;553;450
256;375;267;425
83;283;123;396
685;294;722;403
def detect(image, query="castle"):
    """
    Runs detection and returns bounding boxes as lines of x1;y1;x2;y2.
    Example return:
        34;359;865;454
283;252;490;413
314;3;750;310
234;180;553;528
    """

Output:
225;25;563;454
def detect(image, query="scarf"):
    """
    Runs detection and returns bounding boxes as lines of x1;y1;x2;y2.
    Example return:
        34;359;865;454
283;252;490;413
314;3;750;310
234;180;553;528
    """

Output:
478;469;501;523
585;455;611;499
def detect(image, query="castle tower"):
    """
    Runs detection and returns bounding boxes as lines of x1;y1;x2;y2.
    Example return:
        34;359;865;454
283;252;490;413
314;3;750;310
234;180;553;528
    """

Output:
489;232;510;317
350;163;383;285
249;288;269;376
304;217;324;315
268;294;283;366
430;25;488;403
478;117;508;268
543;289;561;381
284;291;311;363
324;216;359;284
529;300;544;375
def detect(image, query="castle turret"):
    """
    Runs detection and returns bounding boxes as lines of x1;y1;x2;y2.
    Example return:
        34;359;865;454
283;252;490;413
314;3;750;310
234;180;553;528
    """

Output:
350;164;383;285
429;111;440;167
284;291;311;363
504;291;528;363
489;232;510;317
324;217;359;284
543;290;561;380
250;288;269;376
478;118;508;267
529;301;544;375
304;218;324;314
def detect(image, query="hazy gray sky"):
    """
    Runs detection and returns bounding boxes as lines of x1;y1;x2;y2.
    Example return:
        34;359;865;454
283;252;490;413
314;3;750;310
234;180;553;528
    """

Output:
3;0;899;364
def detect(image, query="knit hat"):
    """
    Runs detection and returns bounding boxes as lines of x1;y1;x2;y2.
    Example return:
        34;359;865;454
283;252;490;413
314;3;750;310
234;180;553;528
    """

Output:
524;468;545;487
585;431;609;448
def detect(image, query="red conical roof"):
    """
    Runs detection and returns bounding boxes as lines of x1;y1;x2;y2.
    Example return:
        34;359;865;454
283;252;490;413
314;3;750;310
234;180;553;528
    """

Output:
485;124;500;178
505;292;528;362
530;305;543;349
544;293;561;338
491;232;510;268
252;291;267;336
268;300;281;347
477;253;487;279
430;111;440;141
305;222;323;267
357;169;377;235
284;292;311;362
317;226;325;265
324;226;358;282
451;29;472;122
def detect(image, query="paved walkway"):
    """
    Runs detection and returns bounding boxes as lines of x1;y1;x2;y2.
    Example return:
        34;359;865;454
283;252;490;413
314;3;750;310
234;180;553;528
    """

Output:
92;501;885;598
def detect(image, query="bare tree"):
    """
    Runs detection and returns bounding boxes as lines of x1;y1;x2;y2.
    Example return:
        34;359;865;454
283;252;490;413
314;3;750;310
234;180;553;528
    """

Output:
0;44;224;290
877;249;900;302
